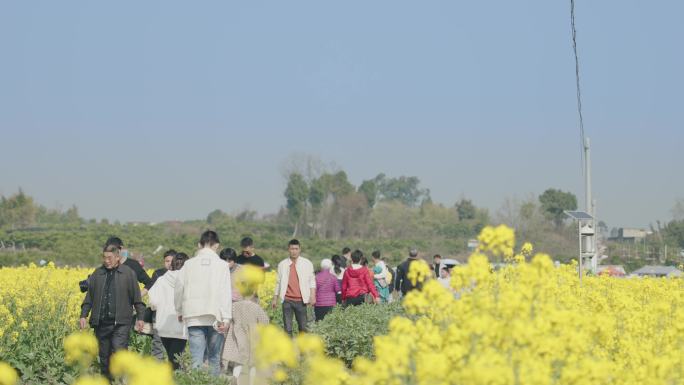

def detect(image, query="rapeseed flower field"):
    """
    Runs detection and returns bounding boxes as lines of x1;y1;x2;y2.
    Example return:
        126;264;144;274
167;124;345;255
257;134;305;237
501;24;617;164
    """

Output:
2;225;684;384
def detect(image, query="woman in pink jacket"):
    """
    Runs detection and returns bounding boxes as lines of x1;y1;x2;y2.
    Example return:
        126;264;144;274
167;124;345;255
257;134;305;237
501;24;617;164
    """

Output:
315;259;341;321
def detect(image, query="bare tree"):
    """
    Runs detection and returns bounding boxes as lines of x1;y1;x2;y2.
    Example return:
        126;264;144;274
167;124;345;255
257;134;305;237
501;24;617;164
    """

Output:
672;198;684;221
279;153;339;183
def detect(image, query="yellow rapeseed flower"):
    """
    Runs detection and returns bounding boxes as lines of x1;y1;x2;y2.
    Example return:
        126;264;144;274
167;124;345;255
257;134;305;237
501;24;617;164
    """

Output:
255;324;297;369
296;333;325;357
407;259;431;286
520;241;533;256
0;362;18;385
477;224;515;258
109;350;173;385
273;368;288;382
252;225;684;385
63;331;99;367
235;264;266;296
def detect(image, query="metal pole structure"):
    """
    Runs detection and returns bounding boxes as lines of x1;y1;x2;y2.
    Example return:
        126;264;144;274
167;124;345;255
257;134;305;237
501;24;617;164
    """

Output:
585;137;591;216
592;198;598;272
584;137;597;274
579;221;583;285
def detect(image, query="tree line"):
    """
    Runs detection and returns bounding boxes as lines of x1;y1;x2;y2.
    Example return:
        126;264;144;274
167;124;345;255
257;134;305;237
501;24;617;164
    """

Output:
3;173;680;270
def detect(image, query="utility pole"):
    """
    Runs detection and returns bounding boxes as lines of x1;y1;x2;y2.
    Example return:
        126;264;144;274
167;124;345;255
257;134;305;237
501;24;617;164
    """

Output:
584;138;598;274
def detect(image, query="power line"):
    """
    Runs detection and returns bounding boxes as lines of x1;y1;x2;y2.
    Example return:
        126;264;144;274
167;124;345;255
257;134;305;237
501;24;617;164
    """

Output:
570;0;586;165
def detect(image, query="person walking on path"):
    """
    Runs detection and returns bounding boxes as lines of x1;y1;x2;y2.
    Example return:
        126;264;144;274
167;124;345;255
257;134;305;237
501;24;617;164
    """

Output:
314;259;340;321
341;247;352;267
371;251;390;303
331;255;346;304
342;250;379;306
235;237;265;268
148;252;189;370
219;247;237;263
394;248;423;297
222;293;269;383
151;249;176;286
79;244;146;379
272;239;316;336
174;230;232;376
431;254;442;278
149;249;177;361
438;265;453;292
221;248;244;302
105;236;153;295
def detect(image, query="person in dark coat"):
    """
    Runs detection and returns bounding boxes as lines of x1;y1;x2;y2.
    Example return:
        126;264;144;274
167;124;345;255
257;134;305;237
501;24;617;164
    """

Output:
151;249;177;286
235;237;265;268
394;248;423;297
105;236;153;294
79;244;146;379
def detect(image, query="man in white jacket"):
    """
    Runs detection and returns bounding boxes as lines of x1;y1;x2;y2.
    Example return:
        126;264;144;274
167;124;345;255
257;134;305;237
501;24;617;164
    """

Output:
174;230;231;376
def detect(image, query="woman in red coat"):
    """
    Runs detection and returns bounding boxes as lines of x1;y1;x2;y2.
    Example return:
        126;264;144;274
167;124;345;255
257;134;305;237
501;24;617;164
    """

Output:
342;250;379;306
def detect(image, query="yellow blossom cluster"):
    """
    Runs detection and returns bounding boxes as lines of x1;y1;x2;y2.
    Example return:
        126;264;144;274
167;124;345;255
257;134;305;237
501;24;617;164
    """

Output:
1;262;277;385
252;225;684;385
109;350;174;385
63;331;99;367
0;361;18;385
6;226;684;385
257;270;277;309
0;262;86;356
254;325;349;385
477;224;515;259
255;324;298;370
406;258;431;286
520;241;534;256
235;264;267;297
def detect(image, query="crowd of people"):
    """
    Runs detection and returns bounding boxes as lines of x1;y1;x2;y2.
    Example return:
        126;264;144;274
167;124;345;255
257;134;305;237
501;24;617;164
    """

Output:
78;230;456;383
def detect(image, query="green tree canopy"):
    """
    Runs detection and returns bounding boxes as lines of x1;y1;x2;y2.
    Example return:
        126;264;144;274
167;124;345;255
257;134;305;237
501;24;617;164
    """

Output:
284;173;309;236
358;179;378;208
663;220;684;249
456;199;476;221
538;188;578;228
0;189;38;228
375;174;430;207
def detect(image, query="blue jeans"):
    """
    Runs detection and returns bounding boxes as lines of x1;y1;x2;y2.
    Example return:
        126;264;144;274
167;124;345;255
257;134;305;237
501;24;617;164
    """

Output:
188;325;225;376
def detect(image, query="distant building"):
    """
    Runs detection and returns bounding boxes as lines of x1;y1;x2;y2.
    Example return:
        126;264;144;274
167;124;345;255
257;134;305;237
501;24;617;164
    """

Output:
467;239;479;252
126;221;151;226
609;228;651;243
630;265;682;278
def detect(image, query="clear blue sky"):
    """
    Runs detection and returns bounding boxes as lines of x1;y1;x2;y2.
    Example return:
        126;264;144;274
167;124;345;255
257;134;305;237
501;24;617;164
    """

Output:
0;0;682;228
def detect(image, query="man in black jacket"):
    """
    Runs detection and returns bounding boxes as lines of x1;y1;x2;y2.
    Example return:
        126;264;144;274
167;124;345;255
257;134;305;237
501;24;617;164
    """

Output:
105;237;153;294
394;248;423;296
235;237;265;268
150;249;176;286
80;244;146;378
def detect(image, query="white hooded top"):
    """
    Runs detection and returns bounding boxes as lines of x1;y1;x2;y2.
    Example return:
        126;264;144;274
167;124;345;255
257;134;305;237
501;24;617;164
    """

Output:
149;270;188;340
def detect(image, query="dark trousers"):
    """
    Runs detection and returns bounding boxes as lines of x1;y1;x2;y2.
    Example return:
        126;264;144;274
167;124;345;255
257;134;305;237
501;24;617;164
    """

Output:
345;295;365;307
161;337;187;370
282;299;307;336
95;323;131;378
314;306;333;322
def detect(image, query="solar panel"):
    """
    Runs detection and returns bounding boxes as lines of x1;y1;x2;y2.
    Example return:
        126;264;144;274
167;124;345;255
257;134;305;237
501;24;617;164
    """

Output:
564;211;594;220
